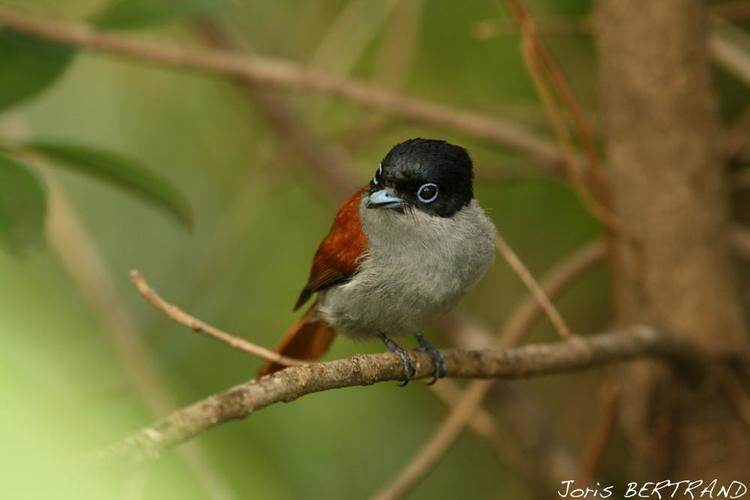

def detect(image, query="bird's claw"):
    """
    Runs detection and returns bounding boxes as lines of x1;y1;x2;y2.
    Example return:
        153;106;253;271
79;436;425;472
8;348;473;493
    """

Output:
415;332;446;385
377;332;415;386
393;347;416;387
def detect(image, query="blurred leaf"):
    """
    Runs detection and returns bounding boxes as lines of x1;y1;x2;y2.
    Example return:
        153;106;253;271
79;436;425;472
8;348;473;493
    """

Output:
27;141;193;228
0;155;47;256
92;0;227;30
0;30;75;112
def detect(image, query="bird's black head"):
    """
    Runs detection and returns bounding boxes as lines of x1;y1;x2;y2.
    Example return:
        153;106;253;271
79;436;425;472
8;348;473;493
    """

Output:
366;138;474;218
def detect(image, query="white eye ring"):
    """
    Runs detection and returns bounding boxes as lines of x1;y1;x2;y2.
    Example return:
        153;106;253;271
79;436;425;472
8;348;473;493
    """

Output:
417;183;439;203
372;163;383;185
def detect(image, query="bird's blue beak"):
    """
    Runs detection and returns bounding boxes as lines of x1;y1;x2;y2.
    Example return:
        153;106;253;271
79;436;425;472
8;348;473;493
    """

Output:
367;187;405;209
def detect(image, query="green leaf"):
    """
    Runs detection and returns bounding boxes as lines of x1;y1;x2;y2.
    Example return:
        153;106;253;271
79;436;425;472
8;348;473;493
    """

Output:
91;0;227;30
0;30;76;112
26;141;193;228
0;155;47;256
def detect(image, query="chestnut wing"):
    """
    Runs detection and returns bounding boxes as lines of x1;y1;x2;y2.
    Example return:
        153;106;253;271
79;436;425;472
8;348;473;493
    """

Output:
294;188;368;310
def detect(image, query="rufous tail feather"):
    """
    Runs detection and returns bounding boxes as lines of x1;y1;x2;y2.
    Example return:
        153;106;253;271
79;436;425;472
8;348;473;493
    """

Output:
256;303;335;377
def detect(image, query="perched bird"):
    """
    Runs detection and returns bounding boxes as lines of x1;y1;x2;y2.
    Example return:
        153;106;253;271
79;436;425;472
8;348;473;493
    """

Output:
258;138;496;384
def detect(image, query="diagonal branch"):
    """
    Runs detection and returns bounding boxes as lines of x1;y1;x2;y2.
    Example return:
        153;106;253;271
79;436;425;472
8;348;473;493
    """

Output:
105;326;709;462
494;234;572;340
131;270;304;368
0;7;567;171
499;239;605;346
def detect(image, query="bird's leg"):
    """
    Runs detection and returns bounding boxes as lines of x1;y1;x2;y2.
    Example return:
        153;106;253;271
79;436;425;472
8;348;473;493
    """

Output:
414;332;446;384
377;331;415;386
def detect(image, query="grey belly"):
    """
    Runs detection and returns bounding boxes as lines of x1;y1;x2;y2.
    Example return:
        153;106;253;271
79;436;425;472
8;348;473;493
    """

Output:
318;272;461;338
317;247;491;338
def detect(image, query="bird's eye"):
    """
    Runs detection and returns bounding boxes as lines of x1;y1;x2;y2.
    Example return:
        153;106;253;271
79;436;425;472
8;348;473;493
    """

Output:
417;183;439;203
372;163;383;185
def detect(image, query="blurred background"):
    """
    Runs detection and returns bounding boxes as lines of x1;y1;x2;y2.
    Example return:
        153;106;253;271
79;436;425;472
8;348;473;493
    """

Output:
1;0;748;499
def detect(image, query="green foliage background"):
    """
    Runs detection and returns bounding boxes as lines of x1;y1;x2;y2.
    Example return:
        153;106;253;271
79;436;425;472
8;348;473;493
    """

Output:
6;0;741;498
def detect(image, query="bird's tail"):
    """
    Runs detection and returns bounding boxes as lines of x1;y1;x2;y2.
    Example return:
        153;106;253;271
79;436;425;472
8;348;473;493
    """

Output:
256;302;335;377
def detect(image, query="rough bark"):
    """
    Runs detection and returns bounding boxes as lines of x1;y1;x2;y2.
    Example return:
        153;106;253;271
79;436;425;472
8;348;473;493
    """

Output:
105;326;705;462
595;0;750;479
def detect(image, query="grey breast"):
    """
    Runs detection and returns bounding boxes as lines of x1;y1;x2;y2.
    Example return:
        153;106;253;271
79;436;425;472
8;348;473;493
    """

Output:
317;199;496;339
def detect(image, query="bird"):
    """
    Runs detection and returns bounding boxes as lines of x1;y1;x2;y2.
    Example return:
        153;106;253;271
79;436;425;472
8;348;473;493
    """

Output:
257;138;496;384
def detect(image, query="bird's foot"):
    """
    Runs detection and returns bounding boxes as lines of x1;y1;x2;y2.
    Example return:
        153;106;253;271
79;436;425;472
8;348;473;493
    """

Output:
377;332;415;386
414;332;446;385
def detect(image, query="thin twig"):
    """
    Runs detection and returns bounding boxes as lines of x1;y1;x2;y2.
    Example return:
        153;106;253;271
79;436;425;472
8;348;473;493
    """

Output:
505;0;619;235
106;325;704;462
372;380;494;500
436;312;579;495
475;1;750;40
499;239;605;347
0;7;568;171
473;17;592;39
130;270;304;368
495;234;573;340
428;374;534;475
428;379;500;442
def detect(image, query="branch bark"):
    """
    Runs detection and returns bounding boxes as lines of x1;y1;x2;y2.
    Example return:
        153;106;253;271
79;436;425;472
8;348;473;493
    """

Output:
0;8;566;171
105;326;708;462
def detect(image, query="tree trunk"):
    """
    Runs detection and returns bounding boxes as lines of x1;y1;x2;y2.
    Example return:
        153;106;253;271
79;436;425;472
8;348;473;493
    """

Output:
595;0;750;479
